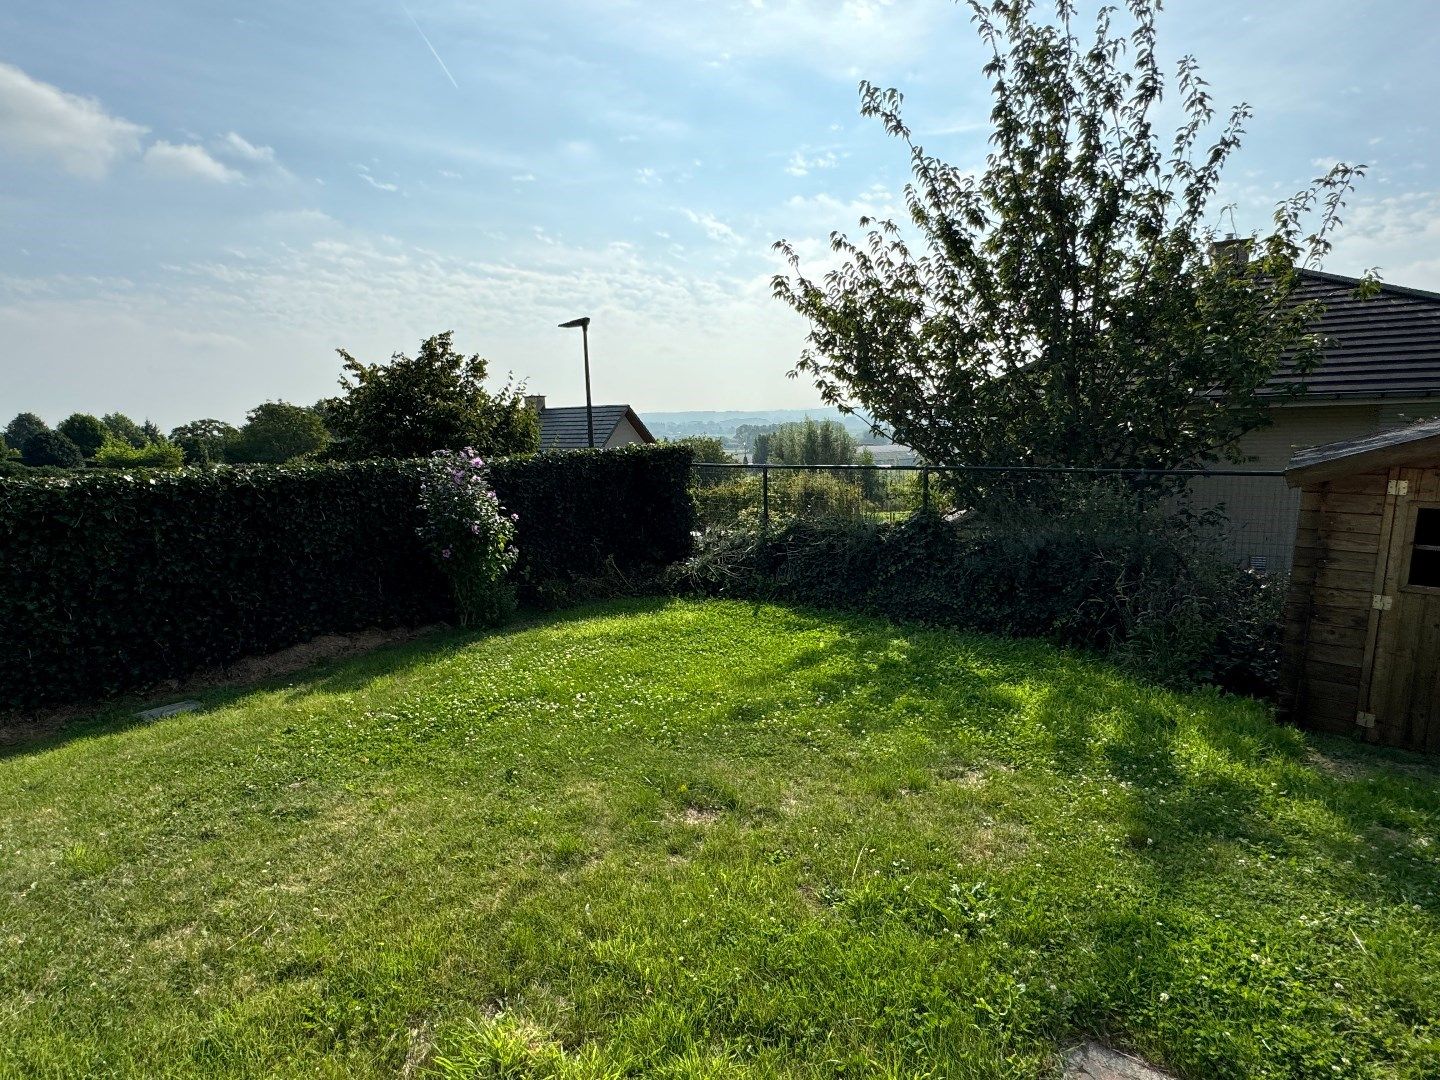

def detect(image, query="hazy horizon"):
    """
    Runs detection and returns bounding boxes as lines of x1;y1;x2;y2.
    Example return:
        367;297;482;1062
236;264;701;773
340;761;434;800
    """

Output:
3;1;1439;428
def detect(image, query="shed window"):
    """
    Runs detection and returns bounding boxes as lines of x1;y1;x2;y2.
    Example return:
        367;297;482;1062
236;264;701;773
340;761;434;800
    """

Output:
1409;508;1440;588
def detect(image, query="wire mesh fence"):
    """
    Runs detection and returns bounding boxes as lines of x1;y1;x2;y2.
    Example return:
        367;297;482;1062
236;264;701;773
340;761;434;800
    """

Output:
691;463;1302;572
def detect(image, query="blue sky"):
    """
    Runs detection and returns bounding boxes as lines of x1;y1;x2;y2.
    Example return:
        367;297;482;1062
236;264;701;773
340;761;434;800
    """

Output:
2;0;1438;428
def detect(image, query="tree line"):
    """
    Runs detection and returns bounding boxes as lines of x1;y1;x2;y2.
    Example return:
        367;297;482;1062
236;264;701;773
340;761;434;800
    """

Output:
3;332;539;473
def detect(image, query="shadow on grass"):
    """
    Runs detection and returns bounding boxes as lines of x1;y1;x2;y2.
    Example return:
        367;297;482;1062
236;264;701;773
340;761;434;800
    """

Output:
0;597;678;762
702;600;1440;918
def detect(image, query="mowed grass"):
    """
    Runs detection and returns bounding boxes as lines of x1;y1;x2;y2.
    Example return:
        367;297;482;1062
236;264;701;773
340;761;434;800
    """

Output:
2;600;1439;1079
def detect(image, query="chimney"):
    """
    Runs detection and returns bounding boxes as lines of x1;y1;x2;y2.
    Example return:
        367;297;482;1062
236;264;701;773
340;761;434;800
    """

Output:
1210;235;1253;270
525;394;546;413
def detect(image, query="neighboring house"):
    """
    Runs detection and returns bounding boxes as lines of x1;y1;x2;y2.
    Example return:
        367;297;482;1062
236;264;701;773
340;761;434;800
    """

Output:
527;396;656;452
1201;268;1440;571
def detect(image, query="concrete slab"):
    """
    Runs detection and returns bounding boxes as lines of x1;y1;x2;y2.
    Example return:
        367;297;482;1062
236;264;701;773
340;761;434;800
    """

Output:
136;700;202;720
1062;1043;1176;1080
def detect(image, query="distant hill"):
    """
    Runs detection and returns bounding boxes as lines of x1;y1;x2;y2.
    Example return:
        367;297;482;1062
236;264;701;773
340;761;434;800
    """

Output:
642;408;881;440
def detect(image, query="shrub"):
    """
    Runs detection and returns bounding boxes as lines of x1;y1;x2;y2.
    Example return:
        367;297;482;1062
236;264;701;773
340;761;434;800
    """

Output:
20;430;83;468
673;489;1284;697
417;449;519;627
94;438;185;469
1;445;693;708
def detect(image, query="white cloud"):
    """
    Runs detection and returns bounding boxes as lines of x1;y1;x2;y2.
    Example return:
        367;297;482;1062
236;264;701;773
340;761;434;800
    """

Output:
0;61;147;178
142;141;243;183
682;208;742;244
355;164;400;192
214;131;276;164
785;149;838;176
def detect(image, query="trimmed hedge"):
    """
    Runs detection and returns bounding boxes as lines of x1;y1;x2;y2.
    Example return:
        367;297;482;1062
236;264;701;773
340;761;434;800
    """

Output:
492;444;694;603
1;445;693;710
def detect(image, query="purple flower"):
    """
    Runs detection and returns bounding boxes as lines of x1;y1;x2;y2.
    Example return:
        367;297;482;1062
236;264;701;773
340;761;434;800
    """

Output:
510;513;520;522
441;547;452;560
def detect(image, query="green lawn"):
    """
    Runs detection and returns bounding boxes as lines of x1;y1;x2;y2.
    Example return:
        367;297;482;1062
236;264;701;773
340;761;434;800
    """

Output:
2;599;1438;1079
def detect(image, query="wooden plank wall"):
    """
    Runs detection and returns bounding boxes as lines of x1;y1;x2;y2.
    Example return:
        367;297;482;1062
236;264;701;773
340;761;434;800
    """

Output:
1282;471;1389;736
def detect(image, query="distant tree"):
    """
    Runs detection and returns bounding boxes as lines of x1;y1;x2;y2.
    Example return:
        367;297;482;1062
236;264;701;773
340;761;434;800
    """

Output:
20;429;83;468
231;402;330;464
734;423;779;456
169;419;241;465
672;436;735;464
95;437;185;470
101;413;147;449
752;419;858;466
329;331;539;460
139;419;163;443
57;413;109;458
773;0;1370;469
5;412;48;451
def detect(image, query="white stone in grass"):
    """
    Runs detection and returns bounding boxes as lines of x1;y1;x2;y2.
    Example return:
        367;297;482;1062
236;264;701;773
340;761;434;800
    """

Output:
1063;1043;1176;1080
136;700;202;720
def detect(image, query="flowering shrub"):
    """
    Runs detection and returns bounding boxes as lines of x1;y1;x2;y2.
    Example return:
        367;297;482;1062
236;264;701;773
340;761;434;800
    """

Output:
417;448;519;627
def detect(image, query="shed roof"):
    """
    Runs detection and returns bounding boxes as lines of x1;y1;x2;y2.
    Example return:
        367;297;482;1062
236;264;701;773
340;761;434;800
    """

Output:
1266;270;1440;400
538;405;655;452
1286;416;1440;486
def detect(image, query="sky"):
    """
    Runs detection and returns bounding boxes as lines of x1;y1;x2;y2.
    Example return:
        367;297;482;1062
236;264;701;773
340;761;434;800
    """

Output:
1;0;1438;429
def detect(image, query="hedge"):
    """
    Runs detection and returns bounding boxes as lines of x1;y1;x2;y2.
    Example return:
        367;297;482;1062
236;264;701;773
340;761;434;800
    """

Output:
1;444;693;710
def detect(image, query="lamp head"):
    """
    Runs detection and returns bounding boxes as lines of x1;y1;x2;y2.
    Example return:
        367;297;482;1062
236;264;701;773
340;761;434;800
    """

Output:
558;316;591;329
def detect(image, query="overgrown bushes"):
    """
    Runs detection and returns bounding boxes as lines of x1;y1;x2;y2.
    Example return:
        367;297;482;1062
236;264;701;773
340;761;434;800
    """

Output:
1;445;693;709
672;491;1284;697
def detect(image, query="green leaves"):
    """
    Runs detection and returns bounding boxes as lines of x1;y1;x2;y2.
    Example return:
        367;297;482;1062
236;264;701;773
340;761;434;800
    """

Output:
1;446;694;709
775;0;1369;472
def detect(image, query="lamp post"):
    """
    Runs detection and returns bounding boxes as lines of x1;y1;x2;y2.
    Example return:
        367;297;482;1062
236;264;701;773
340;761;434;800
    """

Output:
557;316;594;448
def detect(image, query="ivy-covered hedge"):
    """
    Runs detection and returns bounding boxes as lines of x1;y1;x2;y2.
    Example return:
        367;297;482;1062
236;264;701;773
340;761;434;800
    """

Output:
1;445;693;710
492;444;694;604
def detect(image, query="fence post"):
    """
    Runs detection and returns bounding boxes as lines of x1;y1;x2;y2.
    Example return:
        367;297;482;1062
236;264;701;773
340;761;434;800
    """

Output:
921;466;930;512
761;465;769;529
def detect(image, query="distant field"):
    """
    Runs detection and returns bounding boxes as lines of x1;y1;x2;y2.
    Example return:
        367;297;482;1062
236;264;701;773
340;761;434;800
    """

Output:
2;599;1437;1078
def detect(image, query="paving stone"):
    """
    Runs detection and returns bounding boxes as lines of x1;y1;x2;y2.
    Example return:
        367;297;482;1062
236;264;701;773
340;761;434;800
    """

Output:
1062;1042;1176;1080
136;700;202;720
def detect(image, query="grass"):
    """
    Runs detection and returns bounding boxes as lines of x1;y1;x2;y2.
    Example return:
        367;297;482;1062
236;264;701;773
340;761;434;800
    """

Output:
1;598;1438;1079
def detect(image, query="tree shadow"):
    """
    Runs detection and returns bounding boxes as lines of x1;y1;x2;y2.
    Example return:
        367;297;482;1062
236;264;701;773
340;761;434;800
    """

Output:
0;597;678;762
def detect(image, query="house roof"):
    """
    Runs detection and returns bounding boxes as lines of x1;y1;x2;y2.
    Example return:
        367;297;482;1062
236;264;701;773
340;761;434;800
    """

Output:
538;405;655;452
1287;415;1440;485
1266;269;1440;401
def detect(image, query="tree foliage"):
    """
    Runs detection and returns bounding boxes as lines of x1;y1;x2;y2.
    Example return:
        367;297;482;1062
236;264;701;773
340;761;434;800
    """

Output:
170;419;241;465
753;419;858;466
20;429;83;468
57;413;109;458
329;332;539;460
773;0;1371;469
671;436;735;464
5;412;48;451
231;402;330;464
102;413;147;449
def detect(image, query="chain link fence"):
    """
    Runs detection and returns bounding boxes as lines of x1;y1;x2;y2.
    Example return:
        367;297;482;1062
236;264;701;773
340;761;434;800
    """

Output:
691;463;1301;572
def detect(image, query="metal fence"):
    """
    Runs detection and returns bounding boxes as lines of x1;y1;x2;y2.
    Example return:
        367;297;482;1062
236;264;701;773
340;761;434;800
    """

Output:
691;463;1303;573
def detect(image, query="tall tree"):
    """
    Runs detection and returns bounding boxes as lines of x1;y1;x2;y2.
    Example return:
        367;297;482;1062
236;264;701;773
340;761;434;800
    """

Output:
57;413;109;458
231;403;330;464
753;419;858;466
5;412;48;451
329;332;539;460
773;0;1370;470
20;430;83;469
170;419;241;465
101;413;147;449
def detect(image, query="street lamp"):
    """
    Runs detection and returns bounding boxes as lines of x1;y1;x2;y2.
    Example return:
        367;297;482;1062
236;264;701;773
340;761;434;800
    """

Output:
557;316;594;448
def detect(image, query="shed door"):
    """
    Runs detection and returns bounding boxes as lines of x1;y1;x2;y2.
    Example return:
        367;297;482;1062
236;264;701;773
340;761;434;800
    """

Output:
1366;466;1440;751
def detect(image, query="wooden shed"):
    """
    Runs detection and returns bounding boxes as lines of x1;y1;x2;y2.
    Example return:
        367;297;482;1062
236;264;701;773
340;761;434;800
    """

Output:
1281;417;1440;751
